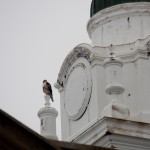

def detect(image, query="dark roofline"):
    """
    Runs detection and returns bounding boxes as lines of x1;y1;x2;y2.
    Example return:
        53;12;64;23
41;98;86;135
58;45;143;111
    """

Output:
90;0;150;17
0;109;110;150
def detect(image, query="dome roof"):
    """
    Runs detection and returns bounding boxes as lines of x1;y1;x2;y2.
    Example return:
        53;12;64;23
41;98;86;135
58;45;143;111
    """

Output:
90;0;150;17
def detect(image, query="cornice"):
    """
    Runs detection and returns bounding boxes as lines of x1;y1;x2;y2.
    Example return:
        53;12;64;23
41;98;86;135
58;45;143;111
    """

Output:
37;107;58;117
68;117;150;145
55;36;150;91
87;2;150;39
91;35;150;67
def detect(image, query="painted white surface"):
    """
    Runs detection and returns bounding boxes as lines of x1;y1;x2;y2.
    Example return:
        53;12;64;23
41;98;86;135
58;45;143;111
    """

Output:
56;41;150;140
87;3;150;47
55;2;150;143
37;95;58;140
64;58;92;121
68;117;150;149
101;56;130;119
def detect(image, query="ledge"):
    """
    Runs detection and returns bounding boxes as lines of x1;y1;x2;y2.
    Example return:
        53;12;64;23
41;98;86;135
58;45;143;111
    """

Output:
88;2;150;40
68;117;150;148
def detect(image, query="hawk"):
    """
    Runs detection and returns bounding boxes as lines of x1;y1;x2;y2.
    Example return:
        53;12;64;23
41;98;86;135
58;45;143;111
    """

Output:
43;80;54;102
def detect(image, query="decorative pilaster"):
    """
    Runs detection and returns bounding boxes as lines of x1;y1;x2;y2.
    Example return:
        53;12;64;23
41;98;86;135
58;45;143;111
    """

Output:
37;95;58;140
102;54;130;119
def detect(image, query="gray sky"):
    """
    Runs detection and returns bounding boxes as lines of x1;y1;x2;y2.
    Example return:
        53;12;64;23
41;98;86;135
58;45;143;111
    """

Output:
0;0;91;139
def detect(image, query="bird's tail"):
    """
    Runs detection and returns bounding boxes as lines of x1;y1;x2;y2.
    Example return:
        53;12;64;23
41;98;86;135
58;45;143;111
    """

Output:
50;95;54;102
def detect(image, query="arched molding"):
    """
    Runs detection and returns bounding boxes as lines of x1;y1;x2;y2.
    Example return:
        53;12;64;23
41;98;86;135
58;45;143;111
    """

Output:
56;43;93;89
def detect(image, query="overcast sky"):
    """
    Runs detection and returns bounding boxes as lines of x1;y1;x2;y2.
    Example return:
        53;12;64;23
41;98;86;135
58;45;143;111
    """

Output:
0;0;92;139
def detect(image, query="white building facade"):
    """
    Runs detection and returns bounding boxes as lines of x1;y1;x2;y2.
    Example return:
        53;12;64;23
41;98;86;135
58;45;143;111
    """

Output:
55;2;150;149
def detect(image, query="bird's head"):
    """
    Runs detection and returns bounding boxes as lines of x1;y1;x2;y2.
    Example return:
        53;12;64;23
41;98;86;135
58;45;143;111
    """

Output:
43;80;47;83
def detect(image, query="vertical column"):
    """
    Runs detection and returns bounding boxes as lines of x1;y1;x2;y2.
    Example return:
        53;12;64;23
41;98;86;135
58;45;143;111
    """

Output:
38;95;58;140
102;54;130;119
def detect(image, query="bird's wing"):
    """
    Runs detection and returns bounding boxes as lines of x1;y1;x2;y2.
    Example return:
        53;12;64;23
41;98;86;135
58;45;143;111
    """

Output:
47;82;52;95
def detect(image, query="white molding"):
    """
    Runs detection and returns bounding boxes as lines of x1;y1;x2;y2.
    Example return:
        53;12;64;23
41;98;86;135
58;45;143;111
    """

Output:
37;107;58;117
67;117;150;149
90;35;150;67
87;3;150;39
55;43;93;92
37;106;58;140
64;58;92;121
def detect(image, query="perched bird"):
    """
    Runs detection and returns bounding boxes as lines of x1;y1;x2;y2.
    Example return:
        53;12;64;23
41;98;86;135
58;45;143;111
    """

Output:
43;80;54;102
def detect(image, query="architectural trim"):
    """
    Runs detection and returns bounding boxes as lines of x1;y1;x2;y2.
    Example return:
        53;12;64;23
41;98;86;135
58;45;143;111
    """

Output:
64;60;92;120
87;2;150;39
68;117;150;149
55;43;93;90
90;35;150;67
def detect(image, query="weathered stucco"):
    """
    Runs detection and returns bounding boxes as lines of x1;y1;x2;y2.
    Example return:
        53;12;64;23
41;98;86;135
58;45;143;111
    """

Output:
55;2;150;149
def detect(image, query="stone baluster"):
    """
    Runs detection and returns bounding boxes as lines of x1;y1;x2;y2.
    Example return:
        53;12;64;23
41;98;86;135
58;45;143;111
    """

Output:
102;54;130;119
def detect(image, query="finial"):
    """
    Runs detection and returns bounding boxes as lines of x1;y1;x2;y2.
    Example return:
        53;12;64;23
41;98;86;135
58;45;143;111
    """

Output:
38;94;58;140
44;95;50;107
102;54;130;119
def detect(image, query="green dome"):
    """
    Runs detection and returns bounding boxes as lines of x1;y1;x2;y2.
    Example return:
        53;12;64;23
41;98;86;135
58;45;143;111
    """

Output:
90;0;150;17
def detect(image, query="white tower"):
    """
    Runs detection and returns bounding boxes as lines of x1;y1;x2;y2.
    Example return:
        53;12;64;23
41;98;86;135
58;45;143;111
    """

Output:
55;1;150;149
38;95;58;140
